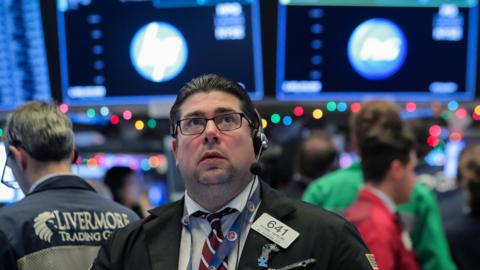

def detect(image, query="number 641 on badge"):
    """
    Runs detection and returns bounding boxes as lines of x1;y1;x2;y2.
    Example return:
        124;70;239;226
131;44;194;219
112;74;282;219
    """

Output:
251;213;299;249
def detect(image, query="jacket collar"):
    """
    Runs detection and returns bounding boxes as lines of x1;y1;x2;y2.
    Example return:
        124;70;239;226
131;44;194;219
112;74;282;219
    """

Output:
144;180;297;269
28;174;95;195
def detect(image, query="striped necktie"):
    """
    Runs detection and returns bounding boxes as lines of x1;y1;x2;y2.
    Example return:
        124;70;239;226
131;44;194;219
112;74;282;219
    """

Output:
194;207;237;270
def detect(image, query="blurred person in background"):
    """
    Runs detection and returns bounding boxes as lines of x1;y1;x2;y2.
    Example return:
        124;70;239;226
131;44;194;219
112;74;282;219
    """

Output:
444;145;480;270
283;129;338;198
303;100;457;270
345;127;420;270
103;166;152;218
0;101;138;270
406;119;454;193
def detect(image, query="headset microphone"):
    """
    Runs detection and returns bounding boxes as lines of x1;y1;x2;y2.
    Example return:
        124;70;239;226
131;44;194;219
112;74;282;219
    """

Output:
249;162;263;176
250;133;268;176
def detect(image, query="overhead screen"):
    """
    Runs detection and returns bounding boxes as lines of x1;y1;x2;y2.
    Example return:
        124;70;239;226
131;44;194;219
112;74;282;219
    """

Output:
276;0;479;101
56;0;263;106
0;0;51;110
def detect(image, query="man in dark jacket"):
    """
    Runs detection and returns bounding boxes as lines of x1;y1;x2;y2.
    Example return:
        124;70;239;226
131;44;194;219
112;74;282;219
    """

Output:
0;101;139;270
91;74;376;270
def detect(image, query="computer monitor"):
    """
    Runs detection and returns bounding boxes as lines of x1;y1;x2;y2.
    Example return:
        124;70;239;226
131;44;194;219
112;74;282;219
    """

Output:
0;0;52;111
55;0;263;106
276;0;479;101
0;143;24;204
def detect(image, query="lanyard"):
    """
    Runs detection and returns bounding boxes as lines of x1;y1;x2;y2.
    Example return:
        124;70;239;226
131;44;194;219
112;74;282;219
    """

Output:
182;184;261;270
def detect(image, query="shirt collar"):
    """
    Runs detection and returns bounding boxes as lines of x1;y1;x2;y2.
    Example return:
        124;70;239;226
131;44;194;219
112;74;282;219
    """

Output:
29;172;76;194
367;186;397;213
185;177;259;216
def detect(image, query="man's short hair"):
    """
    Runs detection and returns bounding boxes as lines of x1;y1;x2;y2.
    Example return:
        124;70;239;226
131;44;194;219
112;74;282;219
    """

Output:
352;100;402;147
360;128;415;184
169;74;258;137
4;101;74;162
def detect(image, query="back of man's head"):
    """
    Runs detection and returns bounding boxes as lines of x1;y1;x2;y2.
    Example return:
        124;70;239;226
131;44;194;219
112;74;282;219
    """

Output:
296;130;337;179
351;100;402;148
457;145;480;215
5;101;74;162
360;128;415;184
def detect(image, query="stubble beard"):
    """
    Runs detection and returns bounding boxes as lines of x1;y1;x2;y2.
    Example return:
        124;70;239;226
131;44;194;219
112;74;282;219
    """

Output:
186;165;250;211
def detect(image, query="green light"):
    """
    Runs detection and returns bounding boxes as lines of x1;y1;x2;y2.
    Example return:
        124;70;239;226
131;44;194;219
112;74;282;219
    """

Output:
435;140;446;150
0;128;3;137
271;114;281;124
326;101;337;112
147;119;157;129
86;108;96;118
440;112;450;120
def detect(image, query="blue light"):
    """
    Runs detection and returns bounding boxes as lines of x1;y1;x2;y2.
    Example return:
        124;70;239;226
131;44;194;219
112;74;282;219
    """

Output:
130;22;188;83
282;115;293;126
337;102;347;112
447;100;459;111
100;106;110;116
347;18;407;80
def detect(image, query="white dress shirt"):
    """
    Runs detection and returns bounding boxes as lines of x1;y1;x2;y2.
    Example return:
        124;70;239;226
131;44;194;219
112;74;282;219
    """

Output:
178;179;260;270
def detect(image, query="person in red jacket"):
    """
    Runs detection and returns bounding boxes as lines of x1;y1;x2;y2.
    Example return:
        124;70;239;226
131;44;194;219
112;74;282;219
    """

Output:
345;125;420;270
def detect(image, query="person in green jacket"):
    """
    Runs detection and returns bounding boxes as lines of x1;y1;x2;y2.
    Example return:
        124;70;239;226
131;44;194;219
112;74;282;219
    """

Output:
303;100;457;270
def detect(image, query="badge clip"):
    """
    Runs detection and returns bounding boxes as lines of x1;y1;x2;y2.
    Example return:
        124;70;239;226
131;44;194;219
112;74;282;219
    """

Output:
257;243;279;268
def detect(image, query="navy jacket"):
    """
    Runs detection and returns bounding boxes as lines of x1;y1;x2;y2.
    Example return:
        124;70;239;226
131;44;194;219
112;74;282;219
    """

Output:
92;182;374;270
0;175;139;270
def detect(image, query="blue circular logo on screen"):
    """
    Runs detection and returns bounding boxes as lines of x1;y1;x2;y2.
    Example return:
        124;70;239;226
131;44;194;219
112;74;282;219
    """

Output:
130;22;188;83
347;18;407;80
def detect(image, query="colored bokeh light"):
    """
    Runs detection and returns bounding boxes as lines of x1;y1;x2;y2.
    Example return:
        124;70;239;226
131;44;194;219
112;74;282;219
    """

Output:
312;109;323;119
350;102;361;113
123;110;133;120
405;102;416;112
271;114;281;124
293;106;304;117
59;103;69;113
429;125;442;137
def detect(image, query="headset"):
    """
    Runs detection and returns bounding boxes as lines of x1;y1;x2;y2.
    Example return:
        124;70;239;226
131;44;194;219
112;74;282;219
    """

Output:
251;109;269;157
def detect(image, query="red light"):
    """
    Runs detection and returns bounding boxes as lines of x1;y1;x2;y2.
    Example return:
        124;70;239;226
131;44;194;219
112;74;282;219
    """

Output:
429;125;442;137
350;102;361;113
293;106;304;117
110;115;120;125
473;112;480;121
455;108;467;119
406;102;416;112
123;110;132;120
427;136;439;147
59;103;69;113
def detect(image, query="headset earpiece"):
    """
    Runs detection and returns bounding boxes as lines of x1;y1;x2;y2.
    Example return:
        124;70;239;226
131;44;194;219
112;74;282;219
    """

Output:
252;109;268;156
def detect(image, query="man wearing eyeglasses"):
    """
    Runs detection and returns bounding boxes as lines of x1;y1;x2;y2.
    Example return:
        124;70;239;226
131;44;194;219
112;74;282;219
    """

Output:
0;101;139;270
91;74;376;270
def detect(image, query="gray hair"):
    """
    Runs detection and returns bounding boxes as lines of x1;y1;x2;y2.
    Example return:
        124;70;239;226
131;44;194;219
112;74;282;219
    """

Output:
4;101;74;161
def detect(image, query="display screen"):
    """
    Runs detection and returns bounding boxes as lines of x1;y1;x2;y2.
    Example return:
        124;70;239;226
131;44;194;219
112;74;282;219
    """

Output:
0;143;24;204
0;0;51;110
57;0;263;105
276;0;479;101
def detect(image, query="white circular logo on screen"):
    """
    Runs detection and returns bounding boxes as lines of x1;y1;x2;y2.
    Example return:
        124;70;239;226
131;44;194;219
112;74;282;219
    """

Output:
130;22;188;83
347;18;407;80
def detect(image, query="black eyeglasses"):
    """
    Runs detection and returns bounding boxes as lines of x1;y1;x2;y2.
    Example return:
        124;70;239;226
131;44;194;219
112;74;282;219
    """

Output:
175;112;252;136
1;151;19;189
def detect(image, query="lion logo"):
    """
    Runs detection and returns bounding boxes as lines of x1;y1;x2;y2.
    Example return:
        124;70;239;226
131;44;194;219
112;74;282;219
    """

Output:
33;211;55;243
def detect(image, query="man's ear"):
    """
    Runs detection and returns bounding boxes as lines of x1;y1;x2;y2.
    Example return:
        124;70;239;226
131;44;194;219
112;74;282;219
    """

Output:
389;160;404;182
9;146;28;170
